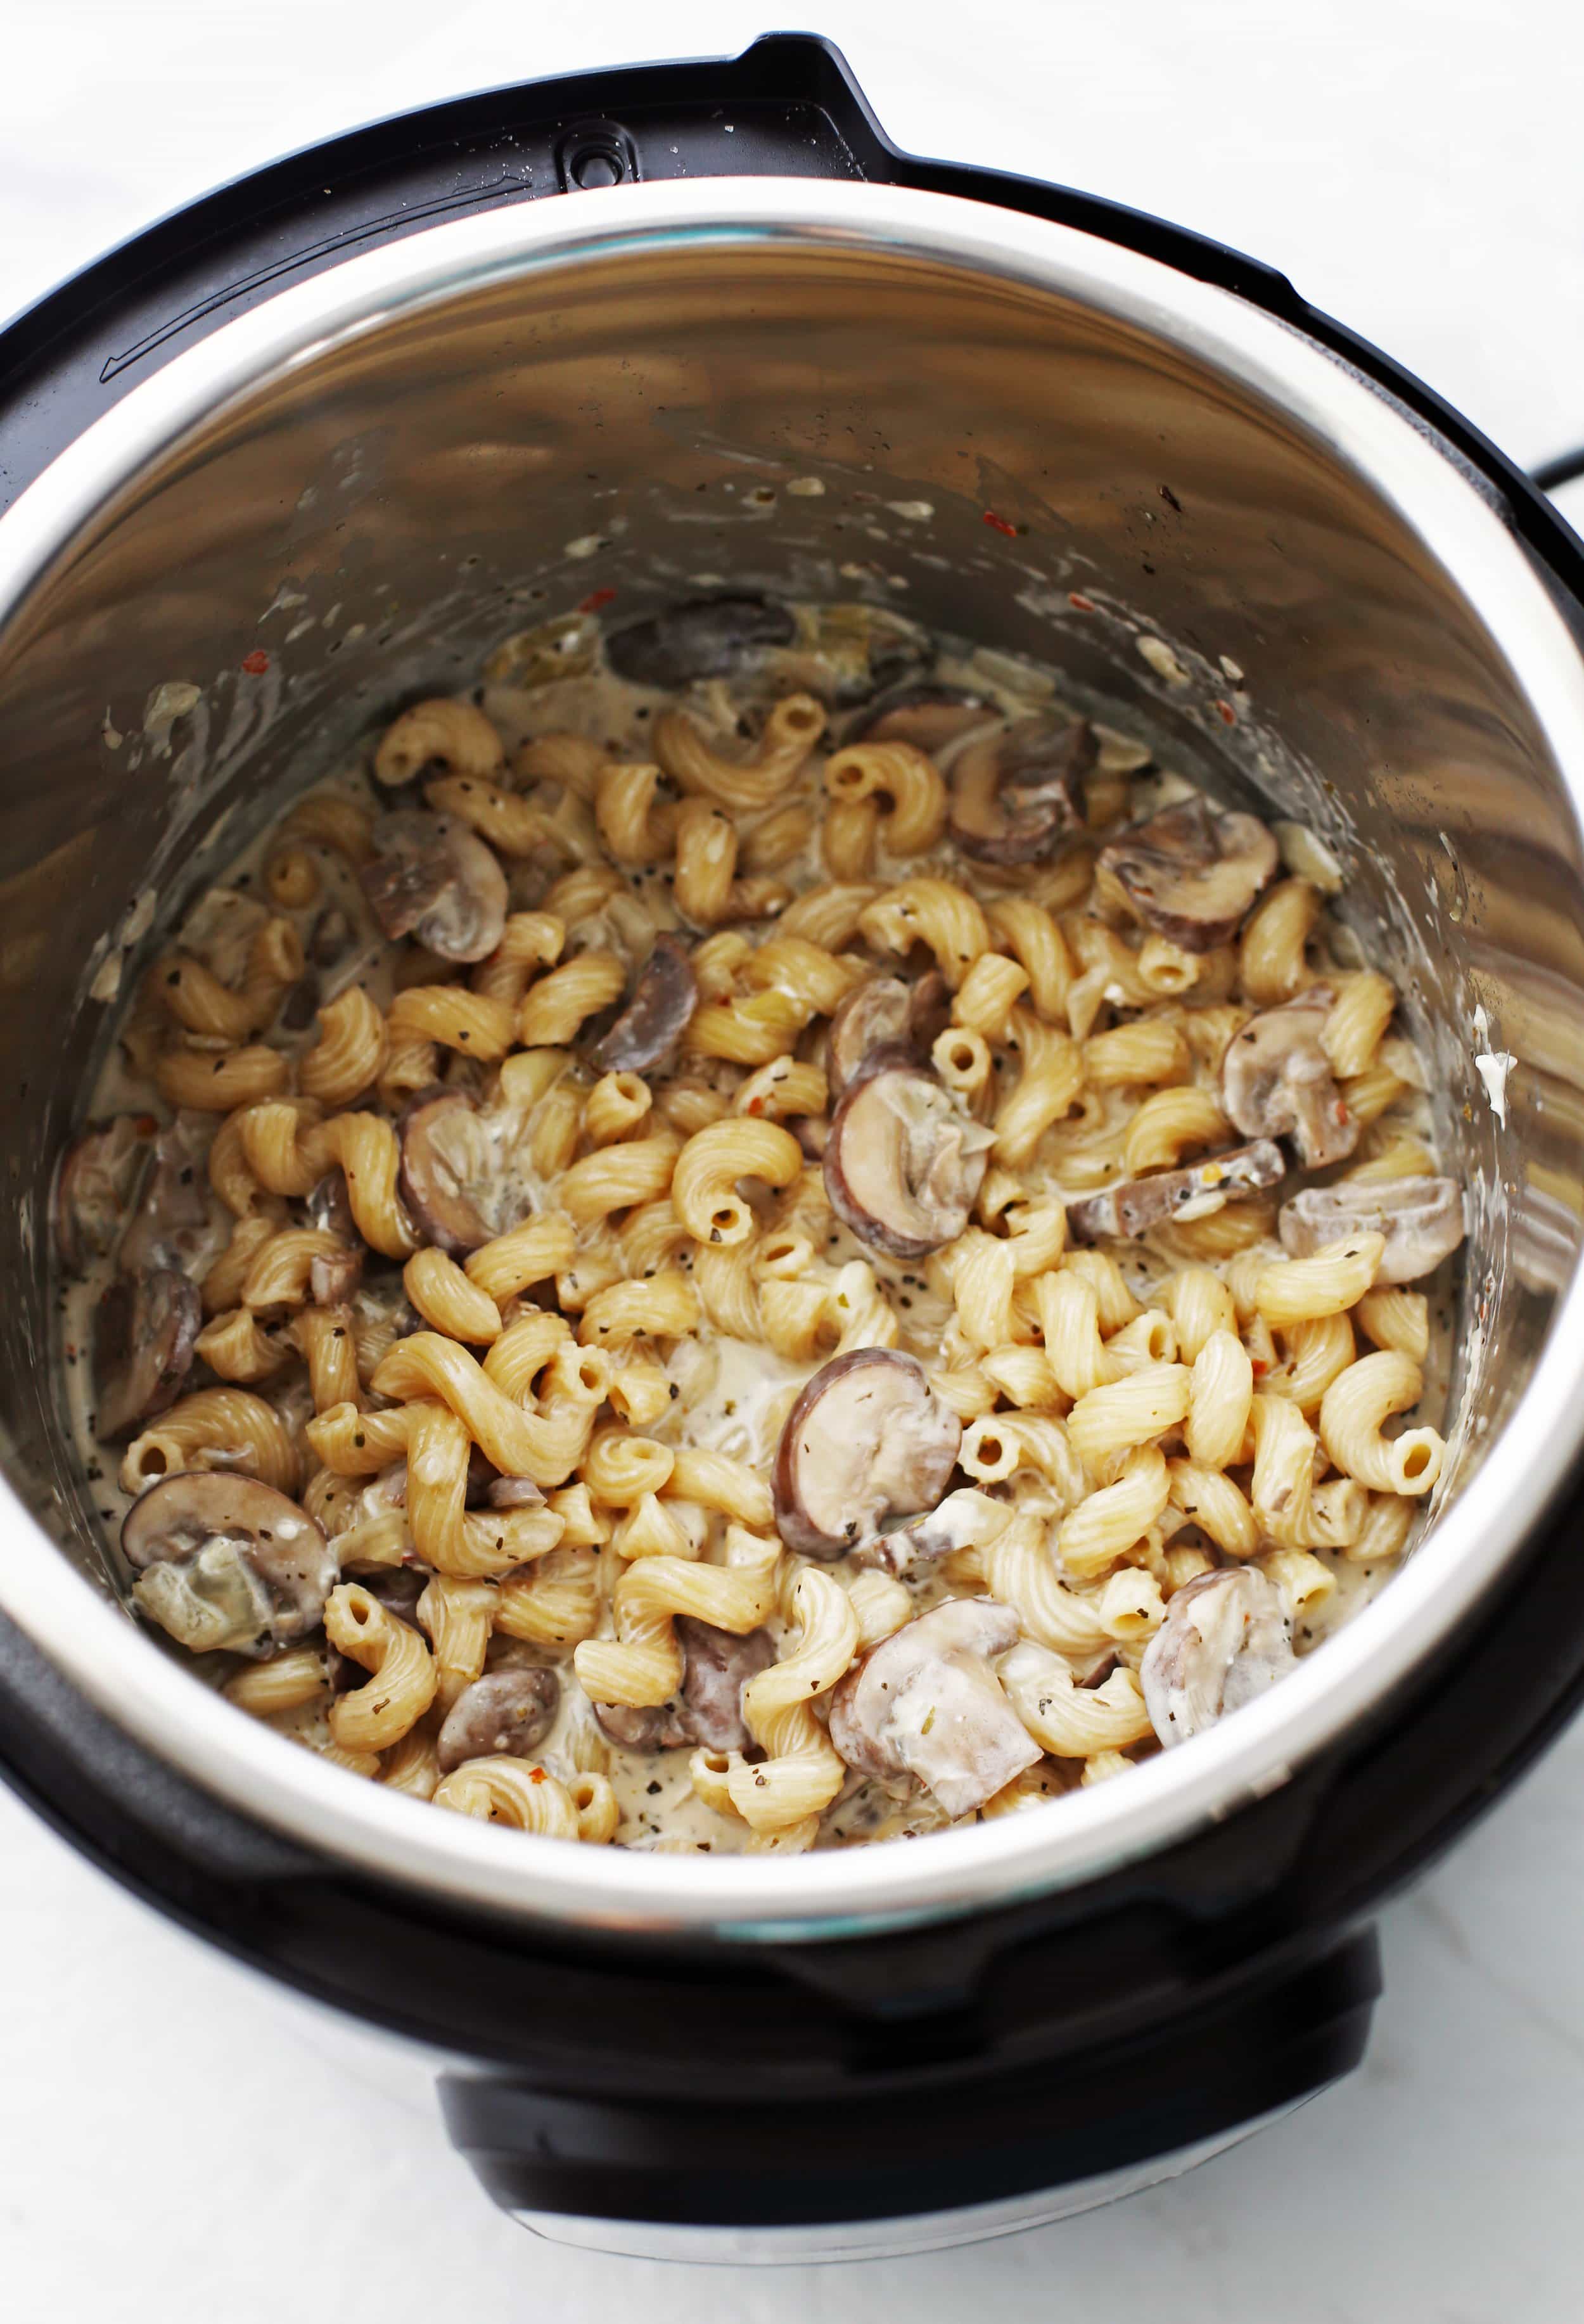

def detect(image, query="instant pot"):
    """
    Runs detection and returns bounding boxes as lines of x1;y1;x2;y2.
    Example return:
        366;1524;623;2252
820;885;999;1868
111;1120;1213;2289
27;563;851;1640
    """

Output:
3;32;1584;2262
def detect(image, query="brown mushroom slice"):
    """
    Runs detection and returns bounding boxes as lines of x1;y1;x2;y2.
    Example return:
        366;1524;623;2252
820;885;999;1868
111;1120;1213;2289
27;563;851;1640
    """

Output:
587;935;697;1075
94;1269;201;1440
848;684;991;753
1099;794;1279;952
773;1348;962;1560
824;1058;994;1260
672;1618;776;1753
303;1169;356;1242
606;596;797;687
116;1120;212;1276
853;1486;1011;1577
1066;1139;1287;1244
436;1668;559;1773
1279;1176;1464;1284
54;1116;153;1274
591;1620;774;1752
1140;1566;1295;1747
359;811;507;964
1221;989;1359;1168
122;1472;336;1657
950;716;1096;865
827;1597;1040;1818
397;1089;521;1257
825;972;950;1101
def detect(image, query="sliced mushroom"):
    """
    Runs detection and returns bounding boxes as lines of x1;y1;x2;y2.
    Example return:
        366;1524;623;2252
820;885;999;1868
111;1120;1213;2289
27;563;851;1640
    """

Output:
485;1472;547;1510
307;906;352;969
308;1242;363;1306
1099;793;1278;951
122;1472;336;1658
591;1620;774;1752
1279;1177;1464;1284
1221;990;1359;1168
436;1668;559;1773
950;716;1095;865
278;973;322;1034
1140;1566;1295;1747
116;1120;212;1276
303;1170;356;1242
359;811;507;963
825;972;950;1101
54;1116;153;1274
606;596;796;688
672;1618;776;1752
587;935;697;1074
1066;1139;1287;1243
397;1089;525;1256
827;1597;1040;1818
823;1057;994;1260
853;1485;1011;1576
94;1269;201;1440
773;1348;961;1560
847;684;991;753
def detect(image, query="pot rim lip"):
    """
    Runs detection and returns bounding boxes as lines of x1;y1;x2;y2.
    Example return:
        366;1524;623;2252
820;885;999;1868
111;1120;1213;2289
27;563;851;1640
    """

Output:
1;173;1581;1941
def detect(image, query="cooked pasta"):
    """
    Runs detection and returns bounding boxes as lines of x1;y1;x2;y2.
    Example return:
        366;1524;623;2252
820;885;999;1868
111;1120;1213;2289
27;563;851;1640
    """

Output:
62;592;1462;1856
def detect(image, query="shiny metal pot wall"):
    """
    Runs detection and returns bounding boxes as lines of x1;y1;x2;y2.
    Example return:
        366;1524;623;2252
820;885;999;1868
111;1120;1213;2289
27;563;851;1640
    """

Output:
1;180;1581;1938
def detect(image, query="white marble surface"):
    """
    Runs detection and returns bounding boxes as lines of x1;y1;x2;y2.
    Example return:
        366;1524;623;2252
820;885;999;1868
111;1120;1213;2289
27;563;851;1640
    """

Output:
3;3;1584;2316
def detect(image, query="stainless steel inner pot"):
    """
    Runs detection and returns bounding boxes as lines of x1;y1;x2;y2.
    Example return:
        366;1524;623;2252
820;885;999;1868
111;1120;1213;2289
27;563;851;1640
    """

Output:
1;179;1581;1939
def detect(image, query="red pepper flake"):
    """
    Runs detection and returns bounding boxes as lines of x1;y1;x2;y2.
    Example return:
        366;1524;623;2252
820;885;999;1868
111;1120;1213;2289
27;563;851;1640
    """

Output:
578;587;617;615
1068;592;1097;613
982;510;1020;538
528;1766;546;1785
241;649;270;675
133;1114;158;1136
1250;1357;1270;1377
1213;697;1237;725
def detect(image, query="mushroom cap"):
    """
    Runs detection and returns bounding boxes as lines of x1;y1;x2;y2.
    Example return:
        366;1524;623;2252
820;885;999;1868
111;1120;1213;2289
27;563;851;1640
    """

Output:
772;1348;962;1559
1066;1139;1287;1242
824;973;950;1103
950;715;1095;865
359;810;508;963
847;684;992;753
1140;1566;1295;1747
93;1268;201;1441
1220;989;1359;1168
54;1116;153;1275
123;1471;335;1657
587;935;697;1075
827;1597;1039;1818
397;1088;525;1257
1099;793;1279;952
436;1668;559;1773
605;595;796;688
823;1059;994;1261
1279;1175;1464;1284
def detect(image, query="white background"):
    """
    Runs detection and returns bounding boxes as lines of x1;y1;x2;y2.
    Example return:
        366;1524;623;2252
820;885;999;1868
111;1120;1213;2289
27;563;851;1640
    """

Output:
3;4;1583;2318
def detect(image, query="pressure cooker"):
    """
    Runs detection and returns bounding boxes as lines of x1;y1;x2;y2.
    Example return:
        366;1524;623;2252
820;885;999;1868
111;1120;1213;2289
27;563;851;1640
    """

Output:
2;32;1583;2263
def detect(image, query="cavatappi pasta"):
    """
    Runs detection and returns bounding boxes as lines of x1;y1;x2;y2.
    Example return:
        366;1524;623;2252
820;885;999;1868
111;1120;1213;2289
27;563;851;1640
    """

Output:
56;595;1464;1855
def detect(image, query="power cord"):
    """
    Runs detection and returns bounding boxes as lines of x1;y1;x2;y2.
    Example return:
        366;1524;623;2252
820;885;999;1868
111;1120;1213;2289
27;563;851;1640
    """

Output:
1532;446;1584;492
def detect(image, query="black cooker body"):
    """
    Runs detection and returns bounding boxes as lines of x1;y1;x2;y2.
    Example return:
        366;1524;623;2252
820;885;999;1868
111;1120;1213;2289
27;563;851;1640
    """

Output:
3;32;1584;2251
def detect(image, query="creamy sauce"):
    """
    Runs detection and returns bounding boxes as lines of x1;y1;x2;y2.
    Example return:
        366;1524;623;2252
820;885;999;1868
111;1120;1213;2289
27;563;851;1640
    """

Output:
57;598;1462;1854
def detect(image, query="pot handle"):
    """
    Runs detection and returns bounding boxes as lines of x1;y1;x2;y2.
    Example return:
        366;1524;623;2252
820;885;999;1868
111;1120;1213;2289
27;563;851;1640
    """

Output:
0;29;1297;516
